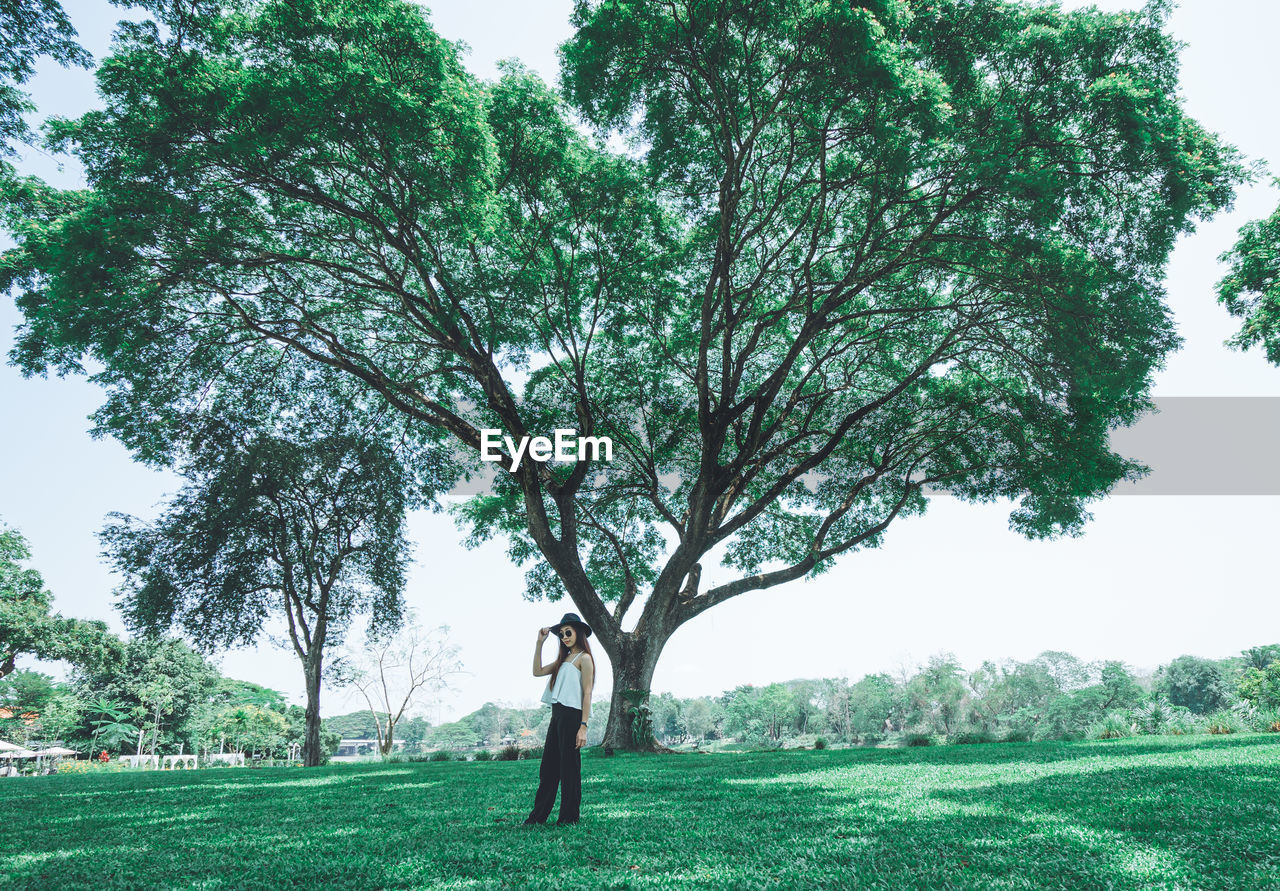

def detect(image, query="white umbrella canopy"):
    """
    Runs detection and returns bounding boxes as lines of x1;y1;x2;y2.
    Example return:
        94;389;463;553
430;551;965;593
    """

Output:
34;747;79;757
0;740;25;752
0;749;37;759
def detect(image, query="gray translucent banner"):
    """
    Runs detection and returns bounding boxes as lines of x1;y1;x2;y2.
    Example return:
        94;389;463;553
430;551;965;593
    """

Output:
442;397;1280;498
1109;397;1280;495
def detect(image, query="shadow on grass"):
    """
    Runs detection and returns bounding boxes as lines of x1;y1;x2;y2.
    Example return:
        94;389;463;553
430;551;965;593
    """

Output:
2;737;1279;889
688;737;1280;889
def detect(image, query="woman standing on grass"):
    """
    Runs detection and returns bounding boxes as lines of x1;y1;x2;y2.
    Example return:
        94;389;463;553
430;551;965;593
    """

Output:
524;612;594;826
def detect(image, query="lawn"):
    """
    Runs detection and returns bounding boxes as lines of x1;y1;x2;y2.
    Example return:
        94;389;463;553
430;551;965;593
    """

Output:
3;734;1280;889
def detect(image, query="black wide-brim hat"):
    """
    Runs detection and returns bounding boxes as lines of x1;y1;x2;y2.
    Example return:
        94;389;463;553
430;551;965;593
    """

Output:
551;612;592;638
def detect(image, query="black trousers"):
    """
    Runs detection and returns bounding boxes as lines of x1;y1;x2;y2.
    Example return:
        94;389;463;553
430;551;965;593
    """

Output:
526;703;583;824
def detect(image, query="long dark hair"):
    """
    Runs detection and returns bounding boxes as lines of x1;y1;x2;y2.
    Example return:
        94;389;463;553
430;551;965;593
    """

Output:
549;628;592;687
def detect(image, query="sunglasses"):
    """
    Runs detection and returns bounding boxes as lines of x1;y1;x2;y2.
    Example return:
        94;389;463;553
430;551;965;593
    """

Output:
557;628;576;639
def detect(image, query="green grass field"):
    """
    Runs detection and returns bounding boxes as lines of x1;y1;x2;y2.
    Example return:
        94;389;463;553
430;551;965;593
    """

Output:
3;734;1280;889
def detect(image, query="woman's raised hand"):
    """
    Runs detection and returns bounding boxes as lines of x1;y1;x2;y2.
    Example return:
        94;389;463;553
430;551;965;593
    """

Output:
538;627;551;642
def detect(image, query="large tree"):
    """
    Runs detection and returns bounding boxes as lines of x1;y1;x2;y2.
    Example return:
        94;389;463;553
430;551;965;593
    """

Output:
101;361;432;766
1;0;1244;748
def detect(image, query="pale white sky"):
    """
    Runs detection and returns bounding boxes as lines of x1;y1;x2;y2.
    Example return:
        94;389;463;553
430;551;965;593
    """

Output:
2;0;1277;722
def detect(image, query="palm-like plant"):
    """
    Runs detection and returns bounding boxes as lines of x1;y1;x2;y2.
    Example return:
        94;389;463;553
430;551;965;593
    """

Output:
85;697;135;753
1135;698;1174;735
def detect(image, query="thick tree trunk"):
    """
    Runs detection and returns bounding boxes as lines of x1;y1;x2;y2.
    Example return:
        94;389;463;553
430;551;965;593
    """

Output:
600;634;669;751
302;657;324;767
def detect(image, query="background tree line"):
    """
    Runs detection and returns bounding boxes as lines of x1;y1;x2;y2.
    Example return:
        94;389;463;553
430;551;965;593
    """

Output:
334;643;1280;753
0;642;341;762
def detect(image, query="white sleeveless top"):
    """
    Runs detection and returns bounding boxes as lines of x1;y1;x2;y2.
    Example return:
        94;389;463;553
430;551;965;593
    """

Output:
541;652;585;709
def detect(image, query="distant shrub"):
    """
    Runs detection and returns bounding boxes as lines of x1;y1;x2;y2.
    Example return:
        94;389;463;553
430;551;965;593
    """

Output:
1237;661;1280;709
472;749;493;761
404;753;433;763
429;750;454;762
1135;698;1176;735
857;734;884;747
903;733;933;747
813;737;827;750
522;746;543;760
52;759;126;775
497;746;521;761
1249;708;1280;733
1091;713;1132;740
1165;712;1197;736
950;731;996;745
1203;711;1243;735
1000;730;1032;743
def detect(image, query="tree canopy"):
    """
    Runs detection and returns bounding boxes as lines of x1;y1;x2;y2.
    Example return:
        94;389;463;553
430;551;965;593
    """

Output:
0;524;122;679
101;364;424;652
99;357;434;764
0;0;1246;747
0;0;89;155
1218;200;1280;365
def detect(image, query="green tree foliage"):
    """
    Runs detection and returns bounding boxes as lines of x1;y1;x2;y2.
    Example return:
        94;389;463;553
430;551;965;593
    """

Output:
1238;662;1280;710
1157;655;1233;715
680;697;718;742
1096;660;1146;711
0;673;86;748
1218;202;1280;365
100;361;427;767
849;673;905;736
907;654;967;735
323;710;390;741
207;704;289;757
429;719;479;751
73;636;220;755
0;667;54;713
1;0;1245;748
398;715;432;752
1241;645;1280;672
0;524;124;679
0;0;89;154
210;679;289;712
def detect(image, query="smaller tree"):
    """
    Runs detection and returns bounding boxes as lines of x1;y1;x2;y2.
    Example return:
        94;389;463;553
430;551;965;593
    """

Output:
848;673;904;736
1238;662;1280;710
210;704;289;757
650;692;683;744
103;364;434;766
399;715;432;752
1157;655;1233;715
757;684;798;742
1096;661;1145;711
83;697;134;754
816;679;852;743
0;668;57;745
328;617;462;756
907;654;968;736
74;636;220;755
680;697;715;743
